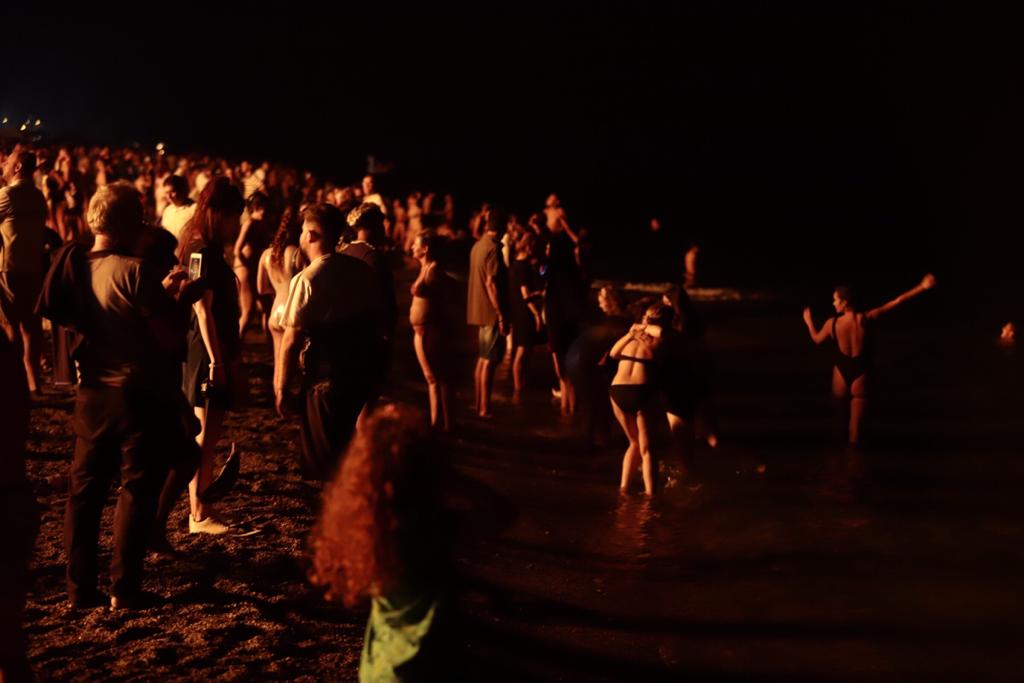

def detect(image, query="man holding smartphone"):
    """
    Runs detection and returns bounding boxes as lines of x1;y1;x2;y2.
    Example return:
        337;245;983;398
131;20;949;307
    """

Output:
43;182;200;610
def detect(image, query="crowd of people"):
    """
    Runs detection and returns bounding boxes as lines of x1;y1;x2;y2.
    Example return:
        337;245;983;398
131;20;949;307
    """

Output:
0;138;937;681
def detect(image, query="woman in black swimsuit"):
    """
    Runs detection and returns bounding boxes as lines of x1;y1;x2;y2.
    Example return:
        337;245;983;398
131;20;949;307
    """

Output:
803;274;936;445
609;303;673;496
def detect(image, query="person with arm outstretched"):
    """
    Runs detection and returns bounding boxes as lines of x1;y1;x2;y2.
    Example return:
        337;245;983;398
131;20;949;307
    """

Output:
803;274;936;445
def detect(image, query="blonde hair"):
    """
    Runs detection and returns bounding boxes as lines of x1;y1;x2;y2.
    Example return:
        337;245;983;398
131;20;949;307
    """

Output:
86;181;143;241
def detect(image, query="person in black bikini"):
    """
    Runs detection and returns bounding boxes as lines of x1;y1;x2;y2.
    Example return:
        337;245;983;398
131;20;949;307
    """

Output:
609;303;673;496
803;274;936;445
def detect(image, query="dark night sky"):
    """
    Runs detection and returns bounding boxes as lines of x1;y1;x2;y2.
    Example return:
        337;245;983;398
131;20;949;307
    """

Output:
3;5;1023;301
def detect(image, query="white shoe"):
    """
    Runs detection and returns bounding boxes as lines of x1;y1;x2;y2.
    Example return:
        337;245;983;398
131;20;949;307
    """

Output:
189;513;231;535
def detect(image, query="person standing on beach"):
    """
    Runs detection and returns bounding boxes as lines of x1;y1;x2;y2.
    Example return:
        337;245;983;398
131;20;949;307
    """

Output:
160;174;195;244
508;232;545;404
467;209;509;418
0;150;48;394
410;231;457;431
234;192;270;335
257;206;305;382
360;175;387;215
341;202;398;416
51;182;197;609
275;203;382;481
176;178;247;534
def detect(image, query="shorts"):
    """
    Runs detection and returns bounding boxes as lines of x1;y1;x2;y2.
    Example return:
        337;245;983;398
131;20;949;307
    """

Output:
478;323;506;362
0;272;42;326
183;339;242;410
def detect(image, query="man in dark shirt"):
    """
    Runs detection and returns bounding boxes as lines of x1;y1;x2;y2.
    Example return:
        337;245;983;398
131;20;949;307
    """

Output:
466;210;509;417
43;182;196;609
341;203;398;409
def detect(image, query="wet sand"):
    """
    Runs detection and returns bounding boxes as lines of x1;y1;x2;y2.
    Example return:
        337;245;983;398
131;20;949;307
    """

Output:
22;266;1024;681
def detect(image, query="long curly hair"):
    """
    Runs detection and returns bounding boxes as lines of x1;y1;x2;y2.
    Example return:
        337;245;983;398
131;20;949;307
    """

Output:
308;403;433;607
269;205;301;268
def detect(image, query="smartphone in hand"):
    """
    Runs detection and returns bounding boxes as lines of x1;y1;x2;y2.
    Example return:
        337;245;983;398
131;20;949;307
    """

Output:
188;252;205;280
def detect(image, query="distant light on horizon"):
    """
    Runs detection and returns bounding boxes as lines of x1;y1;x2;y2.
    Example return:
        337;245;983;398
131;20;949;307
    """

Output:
34;119;41;127
19;124;27;132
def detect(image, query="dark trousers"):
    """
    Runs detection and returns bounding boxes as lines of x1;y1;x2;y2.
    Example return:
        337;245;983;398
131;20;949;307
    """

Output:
65;386;168;601
0;487;38;683
300;376;369;482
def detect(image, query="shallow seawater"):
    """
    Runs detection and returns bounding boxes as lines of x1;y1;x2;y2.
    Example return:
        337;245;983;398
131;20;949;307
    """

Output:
454;282;1024;682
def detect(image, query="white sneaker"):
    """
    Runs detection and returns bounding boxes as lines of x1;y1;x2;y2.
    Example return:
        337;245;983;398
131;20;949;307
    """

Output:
189;514;231;535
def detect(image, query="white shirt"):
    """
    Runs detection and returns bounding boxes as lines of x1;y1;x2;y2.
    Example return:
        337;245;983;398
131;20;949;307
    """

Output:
363;192;387;216
282;254;380;331
161;202;196;243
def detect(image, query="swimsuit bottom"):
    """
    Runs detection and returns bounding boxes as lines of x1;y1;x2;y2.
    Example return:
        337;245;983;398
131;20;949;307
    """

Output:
609;383;657;414
834;352;869;387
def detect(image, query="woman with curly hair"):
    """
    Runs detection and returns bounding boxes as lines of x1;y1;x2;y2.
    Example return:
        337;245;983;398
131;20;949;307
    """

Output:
309;403;448;682
256;205;305;374
233;192;270;336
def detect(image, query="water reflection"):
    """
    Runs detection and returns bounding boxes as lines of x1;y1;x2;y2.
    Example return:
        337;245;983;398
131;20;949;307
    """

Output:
612;493;658;565
818;446;864;503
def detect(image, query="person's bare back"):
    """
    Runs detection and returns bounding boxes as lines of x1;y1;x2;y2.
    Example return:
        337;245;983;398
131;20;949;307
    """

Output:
832;312;867;358
611;324;662;385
